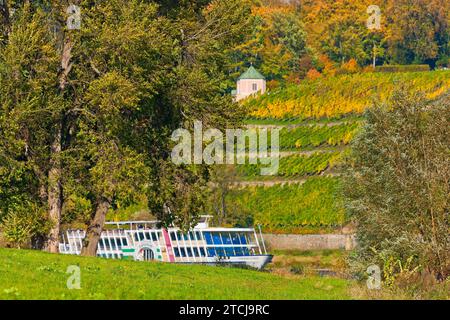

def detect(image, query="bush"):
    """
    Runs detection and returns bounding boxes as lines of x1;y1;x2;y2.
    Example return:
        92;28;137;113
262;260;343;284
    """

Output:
0;203;50;249
436;57;449;69
290;263;305;275
306;69;321;80
1;212;31;248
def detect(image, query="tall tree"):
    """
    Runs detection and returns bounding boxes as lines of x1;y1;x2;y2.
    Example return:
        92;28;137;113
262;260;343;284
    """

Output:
1;0;249;255
344;90;449;280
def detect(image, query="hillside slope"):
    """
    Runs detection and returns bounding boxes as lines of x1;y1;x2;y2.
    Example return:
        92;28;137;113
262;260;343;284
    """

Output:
245;71;450;120
224;71;450;234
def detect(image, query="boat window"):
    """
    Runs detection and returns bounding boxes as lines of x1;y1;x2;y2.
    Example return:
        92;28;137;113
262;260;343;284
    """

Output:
212;233;222;245
193;248;199;257
231;233;241;244
203;232;213;244
216;248;225;258
207;248;216;257
221;233;232;244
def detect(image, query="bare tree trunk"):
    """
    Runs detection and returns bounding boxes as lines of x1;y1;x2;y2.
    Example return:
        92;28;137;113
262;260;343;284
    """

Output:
81;198;111;256
372;44;377;69
45;36;73;252
44;122;63;253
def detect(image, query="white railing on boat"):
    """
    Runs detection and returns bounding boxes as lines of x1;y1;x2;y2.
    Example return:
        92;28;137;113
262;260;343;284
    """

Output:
59;221;268;264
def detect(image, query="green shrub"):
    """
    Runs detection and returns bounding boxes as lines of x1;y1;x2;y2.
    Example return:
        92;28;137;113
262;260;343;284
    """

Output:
0;203;50;249
1;212;31;248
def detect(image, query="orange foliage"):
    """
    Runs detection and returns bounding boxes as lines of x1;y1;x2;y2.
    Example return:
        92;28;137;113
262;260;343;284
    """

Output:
306;69;322;80
319;55;337;76
341;59;359;74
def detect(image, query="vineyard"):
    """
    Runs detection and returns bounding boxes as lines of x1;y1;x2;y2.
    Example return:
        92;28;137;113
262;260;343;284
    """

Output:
237;151;343;178
220;70;450;234
245;71;450;119
226;177;345;233
277;122;361;149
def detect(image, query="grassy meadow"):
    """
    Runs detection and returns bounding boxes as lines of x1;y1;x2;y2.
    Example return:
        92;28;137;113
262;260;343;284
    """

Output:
0;248;351;300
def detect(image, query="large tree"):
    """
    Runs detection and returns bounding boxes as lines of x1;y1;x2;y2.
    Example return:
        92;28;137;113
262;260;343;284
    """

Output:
0;0;248;254
344;89;449;281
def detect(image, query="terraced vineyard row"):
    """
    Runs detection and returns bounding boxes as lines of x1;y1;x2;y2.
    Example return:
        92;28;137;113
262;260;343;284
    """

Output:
277;122;360;149
243;122;361;150
237;151;343;178
226;177;345;233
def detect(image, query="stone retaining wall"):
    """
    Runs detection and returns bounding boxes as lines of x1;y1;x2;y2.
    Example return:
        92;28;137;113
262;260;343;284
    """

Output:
262;233;356;251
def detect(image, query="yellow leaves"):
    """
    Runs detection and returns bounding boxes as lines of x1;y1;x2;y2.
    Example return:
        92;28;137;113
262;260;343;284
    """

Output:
251;6;291;20
246;71;450;120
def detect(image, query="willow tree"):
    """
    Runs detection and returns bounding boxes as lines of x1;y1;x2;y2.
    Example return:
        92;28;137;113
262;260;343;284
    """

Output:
344;90;449;281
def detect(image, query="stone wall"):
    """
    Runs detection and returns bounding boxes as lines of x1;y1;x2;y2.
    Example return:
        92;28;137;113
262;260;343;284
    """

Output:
262;233;356;251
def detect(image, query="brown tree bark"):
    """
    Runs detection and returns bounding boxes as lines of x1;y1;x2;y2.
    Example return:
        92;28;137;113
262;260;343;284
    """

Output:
44;122;63;253
45;36;73;252
81;198;111;256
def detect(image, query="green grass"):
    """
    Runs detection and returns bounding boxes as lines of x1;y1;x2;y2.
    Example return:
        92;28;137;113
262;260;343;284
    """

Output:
0;248;351;300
